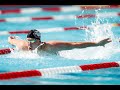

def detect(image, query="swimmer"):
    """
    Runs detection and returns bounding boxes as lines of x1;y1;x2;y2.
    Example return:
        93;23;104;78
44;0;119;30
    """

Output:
8;29;112;54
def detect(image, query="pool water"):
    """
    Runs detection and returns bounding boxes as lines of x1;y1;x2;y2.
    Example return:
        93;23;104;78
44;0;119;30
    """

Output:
0;5;120;85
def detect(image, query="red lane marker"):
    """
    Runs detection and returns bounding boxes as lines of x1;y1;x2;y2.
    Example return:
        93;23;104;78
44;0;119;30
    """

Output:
42;7;61;12
116;23;120;26
9;30;30;34
118;13;120;16
0;19;6;22
0;48;12;55
80;62;119;71
32;17;53;20
64;27;80;31
0;70;42;80
1;9;21;14
80;5;120;10
77;14;96;18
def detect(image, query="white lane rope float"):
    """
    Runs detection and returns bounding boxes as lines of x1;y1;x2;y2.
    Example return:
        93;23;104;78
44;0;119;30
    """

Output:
0;23;119;36
0;5;119;14
0;61;119;80
0;12;120;22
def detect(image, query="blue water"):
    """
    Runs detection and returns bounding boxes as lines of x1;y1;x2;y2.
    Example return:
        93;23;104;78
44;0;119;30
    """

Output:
0;6;120;85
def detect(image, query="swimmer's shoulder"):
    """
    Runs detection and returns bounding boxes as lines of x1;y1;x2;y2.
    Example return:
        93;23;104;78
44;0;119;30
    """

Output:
43;41;62;49
46;41;62;45
37;41;54;51
37;42;58;54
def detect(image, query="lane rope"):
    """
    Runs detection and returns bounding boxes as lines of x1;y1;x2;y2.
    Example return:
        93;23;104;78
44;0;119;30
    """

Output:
0;61;119;80
0;12;120;22
0;5;119;14
0;23;119;35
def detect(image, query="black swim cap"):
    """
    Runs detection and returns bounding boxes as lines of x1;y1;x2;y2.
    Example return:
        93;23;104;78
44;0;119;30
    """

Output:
27;29;41;40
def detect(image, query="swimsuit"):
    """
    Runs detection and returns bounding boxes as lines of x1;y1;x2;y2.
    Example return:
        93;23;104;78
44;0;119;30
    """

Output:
32;42;46;54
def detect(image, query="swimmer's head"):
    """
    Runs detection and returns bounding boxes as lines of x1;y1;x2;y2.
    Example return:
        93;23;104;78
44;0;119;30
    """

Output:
27;29;41;42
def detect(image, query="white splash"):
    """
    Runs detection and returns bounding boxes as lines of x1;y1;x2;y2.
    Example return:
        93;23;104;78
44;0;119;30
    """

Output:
62;9;120;60
7;51;41;59
59;46;120;60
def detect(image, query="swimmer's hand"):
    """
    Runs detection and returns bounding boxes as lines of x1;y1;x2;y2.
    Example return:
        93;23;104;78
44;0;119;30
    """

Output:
97;38;112;47
8;36;16;44
9;36;16;39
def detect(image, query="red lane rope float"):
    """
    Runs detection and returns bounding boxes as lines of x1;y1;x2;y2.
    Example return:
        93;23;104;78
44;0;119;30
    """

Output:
0;62;119;80
0;48;14;55
0;23;120;36
80;5;120;9
0;12;120;23
9;30;29;34
0;5;119;14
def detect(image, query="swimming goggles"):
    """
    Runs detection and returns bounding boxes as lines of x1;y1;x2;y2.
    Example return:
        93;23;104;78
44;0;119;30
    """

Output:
27;39;36;43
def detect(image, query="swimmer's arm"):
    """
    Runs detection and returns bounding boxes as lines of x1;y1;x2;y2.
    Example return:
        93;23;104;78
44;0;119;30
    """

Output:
49;38;111;50
8;36;26;46
49;41;98;50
